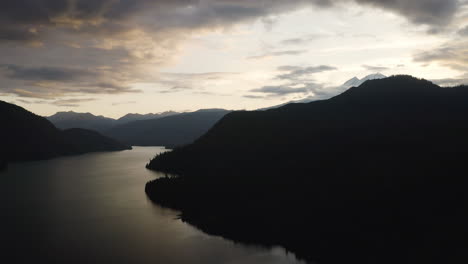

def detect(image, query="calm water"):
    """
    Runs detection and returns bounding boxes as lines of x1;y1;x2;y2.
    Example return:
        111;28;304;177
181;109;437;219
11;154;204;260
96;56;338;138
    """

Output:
0;147;305;264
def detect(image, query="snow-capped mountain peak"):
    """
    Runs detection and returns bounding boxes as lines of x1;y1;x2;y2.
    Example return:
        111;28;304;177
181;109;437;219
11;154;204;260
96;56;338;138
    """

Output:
341;73;387;89
361;73;387;82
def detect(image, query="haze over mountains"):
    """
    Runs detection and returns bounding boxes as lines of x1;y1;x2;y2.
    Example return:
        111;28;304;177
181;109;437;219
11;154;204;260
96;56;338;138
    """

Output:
0;101;131;169
146;75;468;263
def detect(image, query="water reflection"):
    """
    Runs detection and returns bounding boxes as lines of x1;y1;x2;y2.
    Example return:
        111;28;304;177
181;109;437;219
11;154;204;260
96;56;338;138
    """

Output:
0;147;306;264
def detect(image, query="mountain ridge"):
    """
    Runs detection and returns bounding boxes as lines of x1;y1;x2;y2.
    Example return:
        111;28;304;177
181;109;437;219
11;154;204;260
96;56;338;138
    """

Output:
47;110;181;132
106;109;231;147
145;75;468;264
0;101;131;169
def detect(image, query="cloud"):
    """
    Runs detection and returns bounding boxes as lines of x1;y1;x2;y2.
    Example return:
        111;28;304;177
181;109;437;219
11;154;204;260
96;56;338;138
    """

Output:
0;64;95;81
155;72;240;94
112;101;137;106
251;85;312;95
362;65;389;72
431;73;468;87
0;64;139;98
247;50;308;60
458;25;468;36
13;97;96;107
413;40;468;72
280;33;330;45
0;0;460;44
354;0;459;27
243;95;266;99
0;0;464;100
52;98;96;107
277;65;337;80
247;64;336;97
248;81;341;100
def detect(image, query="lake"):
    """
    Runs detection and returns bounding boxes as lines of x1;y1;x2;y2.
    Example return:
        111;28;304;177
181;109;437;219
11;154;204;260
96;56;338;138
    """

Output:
0;147;306;264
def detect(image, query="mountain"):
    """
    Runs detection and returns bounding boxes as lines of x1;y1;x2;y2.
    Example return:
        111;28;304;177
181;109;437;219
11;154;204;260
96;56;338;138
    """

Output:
342;72;387;88
62;128;131;154
106;109;230;147
48;109;228;147
116;111;179;124
47;111;116;132
47;111;180;132
259;73;387;110
0;101;130;168
145;76;468;264
0;154;6;171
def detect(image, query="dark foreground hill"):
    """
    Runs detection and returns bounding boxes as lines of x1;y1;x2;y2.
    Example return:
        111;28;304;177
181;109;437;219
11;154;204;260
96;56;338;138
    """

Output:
0;101;130;169
0;156;6;171
106;109;230;147
146;76;468;264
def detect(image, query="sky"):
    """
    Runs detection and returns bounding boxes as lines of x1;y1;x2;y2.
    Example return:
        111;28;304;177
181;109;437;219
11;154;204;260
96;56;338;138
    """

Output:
1;0;467;118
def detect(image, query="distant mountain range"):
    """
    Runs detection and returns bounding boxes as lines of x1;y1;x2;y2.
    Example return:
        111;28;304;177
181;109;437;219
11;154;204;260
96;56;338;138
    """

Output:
0;101;130;169
47;111;179;132
46;74;387;148
146;75;468;264
106;109;231;147
47;109;230;148
47;111;117;132
117;112;178;124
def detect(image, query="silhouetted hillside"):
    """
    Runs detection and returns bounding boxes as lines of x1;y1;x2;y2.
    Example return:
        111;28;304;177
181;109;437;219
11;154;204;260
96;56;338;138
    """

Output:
106;109;230;147
62;128;131;154
0;155;6;171
146;76;468;264
0;101;130;166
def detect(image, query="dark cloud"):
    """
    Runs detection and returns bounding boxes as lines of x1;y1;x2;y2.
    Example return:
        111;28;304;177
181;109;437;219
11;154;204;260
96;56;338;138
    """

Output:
277;65;337;80
0;0;460;44
0;26;40;42
247;50;308;60
0;64;94;81
0;0;464;100
362;65;389;72
0;64;139;98
354;0;459;27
